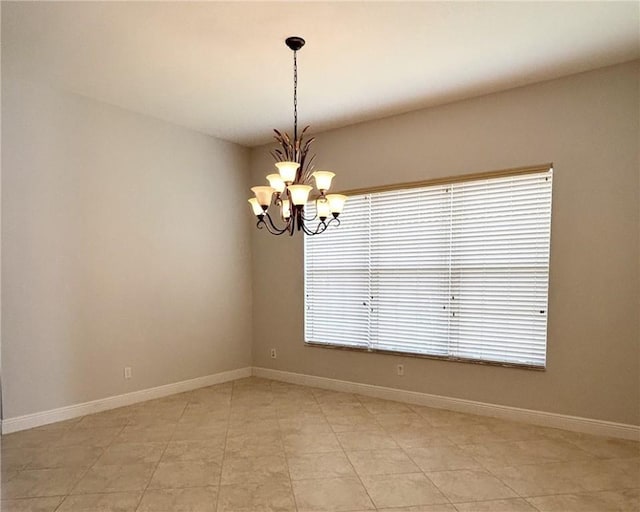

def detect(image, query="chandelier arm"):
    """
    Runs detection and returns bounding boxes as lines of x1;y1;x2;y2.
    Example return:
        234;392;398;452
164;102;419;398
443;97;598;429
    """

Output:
300;221;317;236
300;219;326;236
327;216;341;228
259;213;292;236
300;208;318;222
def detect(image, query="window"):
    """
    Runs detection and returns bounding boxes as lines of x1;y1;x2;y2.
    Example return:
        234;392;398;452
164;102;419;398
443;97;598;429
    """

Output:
304;167;553;368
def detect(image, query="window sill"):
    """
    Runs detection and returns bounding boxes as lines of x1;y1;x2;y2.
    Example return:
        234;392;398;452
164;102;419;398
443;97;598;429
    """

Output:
303;341;546;371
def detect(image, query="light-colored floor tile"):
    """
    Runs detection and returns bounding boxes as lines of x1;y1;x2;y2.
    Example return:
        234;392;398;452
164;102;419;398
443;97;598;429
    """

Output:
225;431;284;456
54;427;123;448
292;477;375;512
360;473;448;509
454;498;538;511
190;384;232;402
287;451;355;481
526;488;640;511
228;404;277;420
515;438;595;462
409;446;483;472
161;440;224;463
227;418;280;435
148;461;220;489
326;414;382;433
375;413;425;429
283;432;341;454
217;479;296;512
2;447;37;473
172;424;227;442
318;399;365;411
564;435;640;459
125;411;182;427
337;431;399;451
412;408;482;429
112;424;175;444
496;458;640;496
320;403;370;417
278;417;333;435
280;423;334;436
2;470;19;485
221;453;289;485
461;438;593;471
387;423;440;438
179;407;230;424
359;398;413;415
312;390;361;404
566;457;640;491
392;433;456;450
71;463;155;494
137;487;218;511
3;468;85;499
95;442;165;466
426;469;517;503
2;430;66;450
26;446;103;470
277;405;324;419
490;462;588;496
0;497;64;512
486;421;554;442
56;492;140;511
75;410;131;429
445;425;506;445
347;449;420;476
376;506;457;512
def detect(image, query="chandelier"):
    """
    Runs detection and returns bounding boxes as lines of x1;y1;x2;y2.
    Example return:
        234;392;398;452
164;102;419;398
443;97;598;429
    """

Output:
248;36;347;236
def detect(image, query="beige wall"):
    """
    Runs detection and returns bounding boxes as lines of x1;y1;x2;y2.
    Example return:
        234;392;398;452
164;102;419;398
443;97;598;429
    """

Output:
250;61;640;426
2;79;253;419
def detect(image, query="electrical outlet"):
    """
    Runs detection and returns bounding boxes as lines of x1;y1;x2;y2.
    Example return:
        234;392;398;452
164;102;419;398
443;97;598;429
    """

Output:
397;364;404;376
124;366;132;379
270;348;277;359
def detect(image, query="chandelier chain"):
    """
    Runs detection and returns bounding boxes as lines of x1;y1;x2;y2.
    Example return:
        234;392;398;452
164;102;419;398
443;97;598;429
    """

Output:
293;49;298;145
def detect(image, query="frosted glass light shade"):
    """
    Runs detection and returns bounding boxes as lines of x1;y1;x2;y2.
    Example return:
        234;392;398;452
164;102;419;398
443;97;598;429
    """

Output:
248;198;264;216
312;171;335;192
281;199;291;219
316;199;331;219
327;194;348;214
251;186;275;207
288;185;313;206
275;161;300;183
266;174;286;193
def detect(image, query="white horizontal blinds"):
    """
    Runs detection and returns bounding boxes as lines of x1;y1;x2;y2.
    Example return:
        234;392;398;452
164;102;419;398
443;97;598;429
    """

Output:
304;195;371;348
304;167;552;368
369;186;451;355
448;171;552;366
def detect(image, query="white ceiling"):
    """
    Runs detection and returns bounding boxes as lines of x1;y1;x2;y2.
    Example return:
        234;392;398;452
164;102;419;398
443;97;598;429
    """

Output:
3;2;639;147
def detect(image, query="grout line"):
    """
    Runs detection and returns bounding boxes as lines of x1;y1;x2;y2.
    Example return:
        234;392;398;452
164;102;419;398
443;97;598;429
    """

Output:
132;396;186;511
329;392;384;510
273;380;300;512
214;380;234;512
358;394;457;509
53;421;129;511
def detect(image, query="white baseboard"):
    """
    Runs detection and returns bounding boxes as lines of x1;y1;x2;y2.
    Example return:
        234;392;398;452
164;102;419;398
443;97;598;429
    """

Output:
252;367;640;441
2;367;252;434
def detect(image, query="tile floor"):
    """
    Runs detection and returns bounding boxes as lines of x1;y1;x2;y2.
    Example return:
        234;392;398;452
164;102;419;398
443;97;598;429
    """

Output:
1;377;639;511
